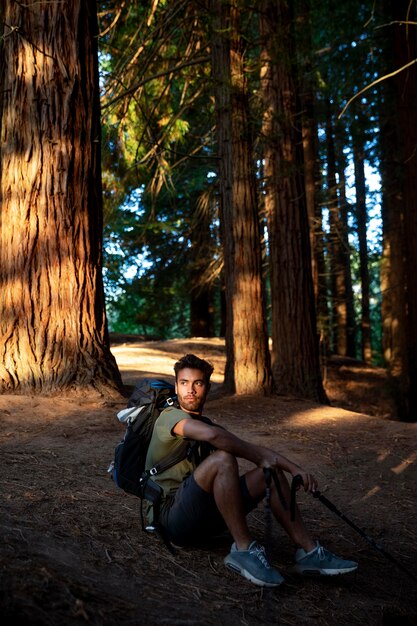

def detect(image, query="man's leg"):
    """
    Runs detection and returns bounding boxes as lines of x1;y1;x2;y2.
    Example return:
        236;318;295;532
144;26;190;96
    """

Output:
243;466;316;552
193;450;253;549
194;452;315;551
193;451;285;587
244;467;358;576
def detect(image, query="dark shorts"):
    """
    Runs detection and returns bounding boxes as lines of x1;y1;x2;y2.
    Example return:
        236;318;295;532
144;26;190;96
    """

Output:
159;473;260;546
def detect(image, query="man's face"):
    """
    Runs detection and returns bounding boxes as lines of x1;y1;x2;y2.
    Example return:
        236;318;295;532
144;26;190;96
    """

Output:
175;367;210;414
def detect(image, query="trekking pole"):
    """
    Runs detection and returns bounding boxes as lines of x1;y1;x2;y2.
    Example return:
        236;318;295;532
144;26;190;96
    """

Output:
263;468;273;558
291;474;417;584
263;468;289;558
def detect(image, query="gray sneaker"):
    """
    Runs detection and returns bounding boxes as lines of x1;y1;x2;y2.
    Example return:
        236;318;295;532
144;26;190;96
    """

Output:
224;541;285;587
293;541;358;576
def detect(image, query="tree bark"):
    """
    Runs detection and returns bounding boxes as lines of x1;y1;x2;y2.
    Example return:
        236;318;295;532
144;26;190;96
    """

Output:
297;0;327;328
211;0;271;394
379;0;417;420
336;163;356;358
189;194;214;338
352;134;372;363
325;99;352;358
379;89;406;418
260;0;327;403
0;1;122;395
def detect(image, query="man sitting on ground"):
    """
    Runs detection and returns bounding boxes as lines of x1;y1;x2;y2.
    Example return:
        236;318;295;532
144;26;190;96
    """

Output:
145;353;357;587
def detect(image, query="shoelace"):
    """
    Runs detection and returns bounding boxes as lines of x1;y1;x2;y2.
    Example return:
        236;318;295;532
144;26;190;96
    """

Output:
315;545;332;562
250;544;272;570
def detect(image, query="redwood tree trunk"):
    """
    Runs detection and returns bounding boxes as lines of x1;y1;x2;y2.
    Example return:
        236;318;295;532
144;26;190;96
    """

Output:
382;0;417;421
298;0;327;324
296;0;330;357
378;0;417;421
379;86;406;419
260;0;327;403
211;0;271;394
0;1;122;394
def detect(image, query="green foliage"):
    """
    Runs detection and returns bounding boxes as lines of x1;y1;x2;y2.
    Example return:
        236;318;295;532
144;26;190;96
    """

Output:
97;0;386;359
107;274;191;339
98;1;219;338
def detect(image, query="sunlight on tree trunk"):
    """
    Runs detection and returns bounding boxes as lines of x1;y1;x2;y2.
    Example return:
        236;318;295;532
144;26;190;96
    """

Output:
0;1;122;395
211;0;271;395
260;0;327;404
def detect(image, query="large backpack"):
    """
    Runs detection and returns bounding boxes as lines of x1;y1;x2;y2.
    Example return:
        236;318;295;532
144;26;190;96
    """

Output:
112;378;190;516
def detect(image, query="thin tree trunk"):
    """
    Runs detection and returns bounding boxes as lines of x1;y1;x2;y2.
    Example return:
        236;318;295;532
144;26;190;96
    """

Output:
301;65;329;353
337;166;357;357
325;99;349;357
190;290;213;337
260;0;327;403
298;0;327;328
0;1;122;395
211;0;271;394
190;197;214;337
352;138;372;363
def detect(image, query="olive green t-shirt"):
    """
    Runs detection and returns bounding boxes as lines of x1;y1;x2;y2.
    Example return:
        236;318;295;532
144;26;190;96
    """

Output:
144;406;215;524
144;406;200;525
145;406;196;500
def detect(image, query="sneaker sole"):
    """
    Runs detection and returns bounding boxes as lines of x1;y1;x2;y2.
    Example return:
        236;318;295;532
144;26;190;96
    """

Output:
225;560;284;587
292;565;358;576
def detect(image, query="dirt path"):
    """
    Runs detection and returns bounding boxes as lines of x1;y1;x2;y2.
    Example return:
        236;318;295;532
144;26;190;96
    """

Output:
1;338;416;625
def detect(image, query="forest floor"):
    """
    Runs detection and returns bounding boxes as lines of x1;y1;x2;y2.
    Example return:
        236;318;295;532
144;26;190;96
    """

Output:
1;336;417;626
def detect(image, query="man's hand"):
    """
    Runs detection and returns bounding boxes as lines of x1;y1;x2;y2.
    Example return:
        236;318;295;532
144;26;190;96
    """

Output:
292;471;318;493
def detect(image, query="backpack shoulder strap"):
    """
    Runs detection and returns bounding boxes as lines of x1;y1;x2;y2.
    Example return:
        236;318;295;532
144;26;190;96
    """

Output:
145;438;190;478
146;412;216;479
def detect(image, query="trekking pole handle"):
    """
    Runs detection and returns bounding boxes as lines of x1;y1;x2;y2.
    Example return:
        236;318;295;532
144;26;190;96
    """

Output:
292;474;304;489
290;474;304;521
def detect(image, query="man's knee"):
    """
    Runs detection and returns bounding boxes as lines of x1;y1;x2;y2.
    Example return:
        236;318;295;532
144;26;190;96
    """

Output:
206;449;238;472
244;467;266;500
194;450;238;484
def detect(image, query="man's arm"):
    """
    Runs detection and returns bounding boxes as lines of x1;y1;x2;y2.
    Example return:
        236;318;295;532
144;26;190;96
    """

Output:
173;418;317;492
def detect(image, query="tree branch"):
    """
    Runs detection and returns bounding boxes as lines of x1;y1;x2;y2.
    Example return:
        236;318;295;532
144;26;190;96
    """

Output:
338;58;417;119
101;55;211;110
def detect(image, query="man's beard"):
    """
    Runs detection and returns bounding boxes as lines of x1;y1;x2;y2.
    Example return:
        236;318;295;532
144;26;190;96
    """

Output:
179;396;204;413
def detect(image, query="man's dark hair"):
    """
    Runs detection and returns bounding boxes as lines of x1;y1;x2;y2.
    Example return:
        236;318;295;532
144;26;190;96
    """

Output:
174;354;214;385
